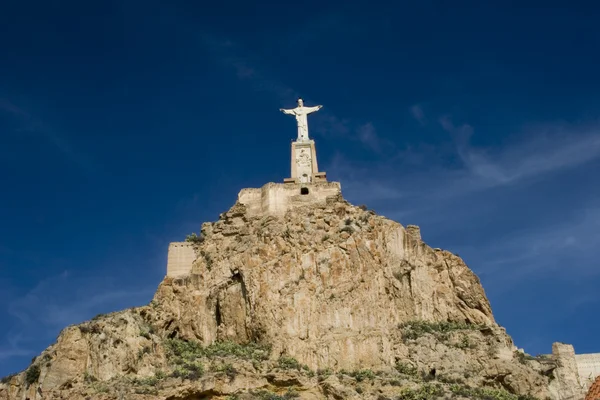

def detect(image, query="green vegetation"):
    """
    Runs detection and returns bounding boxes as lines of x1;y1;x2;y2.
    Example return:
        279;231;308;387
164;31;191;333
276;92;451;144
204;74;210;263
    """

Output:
399;320;486;341
348;369;376;382
397;383;444;400
448;383;536;400
277;355;302;370
139;324;155;340
250;389;300;399
515;351;536;364
317;368;333;381
339;225;354;234
200;250;214;270
455;334;473;349
25;364;40;386
185;233;204;244
164;339;270;380
211;362;238;379
395;361;418;376
0;373;16;384
171;360;204;380
137;345;151;359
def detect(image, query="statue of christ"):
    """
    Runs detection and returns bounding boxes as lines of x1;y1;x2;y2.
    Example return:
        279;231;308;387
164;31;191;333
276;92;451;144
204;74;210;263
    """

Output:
280;98;322;142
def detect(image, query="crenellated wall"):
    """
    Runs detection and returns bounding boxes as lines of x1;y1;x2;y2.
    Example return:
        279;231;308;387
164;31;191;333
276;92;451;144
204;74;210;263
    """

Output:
166;242;196;277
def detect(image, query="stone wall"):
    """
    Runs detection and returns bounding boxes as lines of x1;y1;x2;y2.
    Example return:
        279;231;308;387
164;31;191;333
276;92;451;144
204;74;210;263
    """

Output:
237;181;341;217
550;343;586;400
166;242;196;277
576;353;600;390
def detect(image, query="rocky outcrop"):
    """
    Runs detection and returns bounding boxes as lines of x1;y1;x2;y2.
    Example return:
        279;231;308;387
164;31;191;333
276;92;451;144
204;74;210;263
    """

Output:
0;191;567;399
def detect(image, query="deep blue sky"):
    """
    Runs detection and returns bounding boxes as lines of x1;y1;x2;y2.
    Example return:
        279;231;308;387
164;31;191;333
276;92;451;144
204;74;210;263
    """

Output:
1;0;599;376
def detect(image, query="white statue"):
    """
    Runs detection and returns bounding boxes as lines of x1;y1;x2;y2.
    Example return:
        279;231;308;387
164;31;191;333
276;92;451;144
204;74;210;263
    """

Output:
280;98;322;142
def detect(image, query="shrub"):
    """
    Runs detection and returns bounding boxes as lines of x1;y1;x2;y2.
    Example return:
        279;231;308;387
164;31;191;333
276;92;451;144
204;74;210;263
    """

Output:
278;355;301;370
349;369;376;382
395;361;418;376
397;383;444;400
138;346;151;359
212;363;238;379
185;233;204;244
165;338;204;361
1;373;16;384
515;351;535;364
171;360;204;380
84;371;97;384
317;368;332;381
455;335;473;349
251;389;300;399
25;365;40;386
339;226;354;234
448;384;526;400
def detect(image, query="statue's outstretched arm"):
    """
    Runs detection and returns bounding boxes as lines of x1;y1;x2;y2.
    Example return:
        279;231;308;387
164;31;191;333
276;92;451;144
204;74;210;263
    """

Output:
280;108;296;115
305;105;323;114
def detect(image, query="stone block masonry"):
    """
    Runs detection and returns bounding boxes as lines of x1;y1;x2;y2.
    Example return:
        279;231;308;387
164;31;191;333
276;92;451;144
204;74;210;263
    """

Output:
238;181;341;218
577;353;600;390
166;242;196;277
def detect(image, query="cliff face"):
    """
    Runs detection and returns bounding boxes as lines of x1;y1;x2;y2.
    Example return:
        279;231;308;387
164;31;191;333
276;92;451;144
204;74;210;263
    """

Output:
0;190;566;400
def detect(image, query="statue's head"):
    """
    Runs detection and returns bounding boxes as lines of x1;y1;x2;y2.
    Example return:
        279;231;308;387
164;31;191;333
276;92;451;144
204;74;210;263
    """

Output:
297;98;304;106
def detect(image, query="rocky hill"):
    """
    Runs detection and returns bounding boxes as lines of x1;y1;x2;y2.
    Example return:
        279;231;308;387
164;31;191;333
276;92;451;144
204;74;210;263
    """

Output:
0;187;576;400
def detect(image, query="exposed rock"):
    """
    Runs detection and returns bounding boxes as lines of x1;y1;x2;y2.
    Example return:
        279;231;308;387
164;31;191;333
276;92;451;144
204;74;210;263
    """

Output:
0;192;573;399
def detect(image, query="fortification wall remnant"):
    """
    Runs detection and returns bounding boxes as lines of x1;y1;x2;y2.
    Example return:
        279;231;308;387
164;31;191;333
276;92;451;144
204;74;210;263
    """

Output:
166;242;196;277
238;181;341;218
576;353;600;390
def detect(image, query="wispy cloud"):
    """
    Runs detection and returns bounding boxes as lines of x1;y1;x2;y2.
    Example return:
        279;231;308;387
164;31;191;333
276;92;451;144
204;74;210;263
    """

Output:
197;35;298;103
1;270;155;370
0;97;94;170
196;34;389;154
0;99;29;118
440;116;600;187
410;104;425;124
356;122;382;152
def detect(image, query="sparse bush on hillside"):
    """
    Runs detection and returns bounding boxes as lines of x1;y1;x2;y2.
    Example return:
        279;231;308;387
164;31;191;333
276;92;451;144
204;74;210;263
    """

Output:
251;389;300;399
448;383;535;400
185;233;204;244
515;351;535;364
171;360;204;380
317;368;333;381
395;361;418;376
79;323;102;335
349;369;376;382
164;338;271;379
1;373;16;384
25;365;40;386
277;355;301;370
397;383;444;400
339;225;354;234
399;320;486;341
211;362;238;379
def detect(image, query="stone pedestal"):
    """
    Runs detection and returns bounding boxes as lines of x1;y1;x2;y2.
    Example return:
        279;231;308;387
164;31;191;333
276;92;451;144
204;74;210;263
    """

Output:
286;139;327;184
